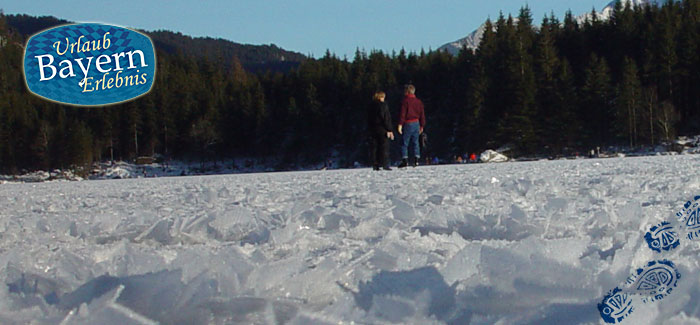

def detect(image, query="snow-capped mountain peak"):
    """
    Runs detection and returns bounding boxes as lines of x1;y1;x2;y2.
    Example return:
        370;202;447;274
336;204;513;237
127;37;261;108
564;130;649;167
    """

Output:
439;0;658;55
579;0;659;23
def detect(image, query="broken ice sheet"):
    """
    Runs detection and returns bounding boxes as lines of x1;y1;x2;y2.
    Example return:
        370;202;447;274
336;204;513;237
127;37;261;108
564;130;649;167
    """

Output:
2;155;700;324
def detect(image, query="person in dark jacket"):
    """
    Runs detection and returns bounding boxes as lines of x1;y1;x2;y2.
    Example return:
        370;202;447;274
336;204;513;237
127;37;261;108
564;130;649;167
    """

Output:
397;84;425;167
367;91;394;170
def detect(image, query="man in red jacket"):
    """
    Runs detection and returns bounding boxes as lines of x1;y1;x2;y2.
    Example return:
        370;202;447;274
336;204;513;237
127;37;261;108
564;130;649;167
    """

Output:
397;84;425;168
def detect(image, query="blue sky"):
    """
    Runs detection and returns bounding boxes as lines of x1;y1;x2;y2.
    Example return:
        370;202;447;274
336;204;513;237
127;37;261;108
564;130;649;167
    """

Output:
2;0;609;59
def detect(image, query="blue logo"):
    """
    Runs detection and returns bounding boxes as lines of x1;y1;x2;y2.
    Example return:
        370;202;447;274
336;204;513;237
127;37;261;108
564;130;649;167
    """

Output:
644;222;679;253
598;260;681;324
23;23;156;106
628;260;680;303
679;197;700;240
598;287;634;324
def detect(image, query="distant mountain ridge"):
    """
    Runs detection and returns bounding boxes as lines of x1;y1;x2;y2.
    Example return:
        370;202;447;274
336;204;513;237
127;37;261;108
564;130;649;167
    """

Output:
439;0;660;55
148;30;306;73
4;14;306;72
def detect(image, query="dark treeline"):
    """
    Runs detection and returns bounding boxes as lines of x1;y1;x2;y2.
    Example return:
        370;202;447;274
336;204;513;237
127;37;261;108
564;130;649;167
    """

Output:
1;1;699;173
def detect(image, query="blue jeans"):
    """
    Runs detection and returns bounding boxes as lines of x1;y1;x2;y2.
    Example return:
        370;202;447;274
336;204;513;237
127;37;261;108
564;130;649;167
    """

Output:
401;122;420;159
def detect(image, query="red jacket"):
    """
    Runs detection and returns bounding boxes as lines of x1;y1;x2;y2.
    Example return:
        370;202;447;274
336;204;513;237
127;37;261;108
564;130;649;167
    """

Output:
399;94;425;128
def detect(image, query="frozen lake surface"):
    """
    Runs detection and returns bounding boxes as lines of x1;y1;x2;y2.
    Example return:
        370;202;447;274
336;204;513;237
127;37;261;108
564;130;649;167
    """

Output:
1;155;699;324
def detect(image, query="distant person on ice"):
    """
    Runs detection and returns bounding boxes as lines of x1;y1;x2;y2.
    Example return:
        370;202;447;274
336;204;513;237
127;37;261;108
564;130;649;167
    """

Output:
367;91;394;171
397;84;425;168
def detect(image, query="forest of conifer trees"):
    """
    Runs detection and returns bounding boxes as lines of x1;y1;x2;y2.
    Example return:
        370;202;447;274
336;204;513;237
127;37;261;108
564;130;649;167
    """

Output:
0;0;698;173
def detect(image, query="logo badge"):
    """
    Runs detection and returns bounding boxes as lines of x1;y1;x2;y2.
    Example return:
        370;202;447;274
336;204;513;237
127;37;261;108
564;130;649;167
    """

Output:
23;23;156;106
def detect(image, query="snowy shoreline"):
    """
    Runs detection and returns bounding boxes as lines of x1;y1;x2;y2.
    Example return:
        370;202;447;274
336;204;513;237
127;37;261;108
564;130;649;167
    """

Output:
2;140;698;185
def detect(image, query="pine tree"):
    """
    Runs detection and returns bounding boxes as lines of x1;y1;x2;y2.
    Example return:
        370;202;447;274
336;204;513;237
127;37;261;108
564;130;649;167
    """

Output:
479;15;511;149
555;58;580;151
491;8;538;154
581;53;614;146
535;14;562;153
609;0;639;76
654;1;679;102
617;57;643;147
677;0;700;127
454;46;479;154
471;18;498;152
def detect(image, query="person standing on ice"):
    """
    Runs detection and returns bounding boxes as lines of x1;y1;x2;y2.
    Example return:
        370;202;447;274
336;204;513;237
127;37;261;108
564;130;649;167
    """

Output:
397;84;425;168
367;91;394;170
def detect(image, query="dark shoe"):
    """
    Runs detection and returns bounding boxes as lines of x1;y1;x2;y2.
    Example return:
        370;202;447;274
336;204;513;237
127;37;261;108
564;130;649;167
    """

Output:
411;157;419;167
382;166;392;171
398;159;408;168
373;166;380;171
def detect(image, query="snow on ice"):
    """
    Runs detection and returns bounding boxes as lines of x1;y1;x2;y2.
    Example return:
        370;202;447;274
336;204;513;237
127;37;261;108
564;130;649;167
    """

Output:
1;154;700;324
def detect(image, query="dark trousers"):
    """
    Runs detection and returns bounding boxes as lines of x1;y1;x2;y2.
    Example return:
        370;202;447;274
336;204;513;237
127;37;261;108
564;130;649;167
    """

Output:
369;134;390;168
